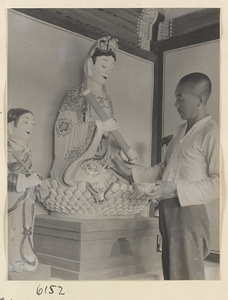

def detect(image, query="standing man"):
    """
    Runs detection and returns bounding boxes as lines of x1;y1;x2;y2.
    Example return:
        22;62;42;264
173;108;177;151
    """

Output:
113;72;219;280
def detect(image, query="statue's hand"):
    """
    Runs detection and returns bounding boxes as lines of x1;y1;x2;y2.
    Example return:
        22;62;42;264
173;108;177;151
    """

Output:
126;147;139;164
112;153;132;178
25;173;42;189
102;118;120;132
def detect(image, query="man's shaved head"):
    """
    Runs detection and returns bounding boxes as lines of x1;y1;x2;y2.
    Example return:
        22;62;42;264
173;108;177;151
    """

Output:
178;72;212;101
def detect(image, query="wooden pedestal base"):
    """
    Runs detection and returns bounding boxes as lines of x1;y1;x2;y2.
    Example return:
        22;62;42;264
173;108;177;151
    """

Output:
34;215;161;280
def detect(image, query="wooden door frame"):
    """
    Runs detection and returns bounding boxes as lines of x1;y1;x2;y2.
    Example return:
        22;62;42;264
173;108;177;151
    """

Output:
150;8;220;166
149;8;220;218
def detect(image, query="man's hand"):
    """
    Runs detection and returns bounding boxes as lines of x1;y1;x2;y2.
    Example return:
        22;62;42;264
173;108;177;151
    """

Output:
145;181;177;200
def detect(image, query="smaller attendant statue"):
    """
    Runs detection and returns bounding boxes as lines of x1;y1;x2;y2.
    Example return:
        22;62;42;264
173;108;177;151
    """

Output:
7;108;42;272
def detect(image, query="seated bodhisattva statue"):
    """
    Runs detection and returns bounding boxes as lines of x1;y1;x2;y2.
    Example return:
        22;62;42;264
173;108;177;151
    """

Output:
39;36;151;216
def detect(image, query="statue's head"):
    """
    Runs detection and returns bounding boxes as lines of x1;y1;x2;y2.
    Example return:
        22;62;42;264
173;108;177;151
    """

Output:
84;36;119;86
8;108;35;143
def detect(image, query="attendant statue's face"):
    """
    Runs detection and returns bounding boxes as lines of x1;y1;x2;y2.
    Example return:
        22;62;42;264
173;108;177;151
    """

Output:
11;113;35;143
88;55;115;86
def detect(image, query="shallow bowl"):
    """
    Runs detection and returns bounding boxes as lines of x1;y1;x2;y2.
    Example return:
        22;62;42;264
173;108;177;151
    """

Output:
135;182;160;194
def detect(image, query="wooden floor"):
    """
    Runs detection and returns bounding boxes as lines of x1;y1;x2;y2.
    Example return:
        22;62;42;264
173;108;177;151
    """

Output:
8;260;219;281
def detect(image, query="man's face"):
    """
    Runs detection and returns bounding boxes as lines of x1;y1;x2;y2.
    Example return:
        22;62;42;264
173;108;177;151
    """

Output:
89;55;115;86
11;113;35;143
175;83;200;121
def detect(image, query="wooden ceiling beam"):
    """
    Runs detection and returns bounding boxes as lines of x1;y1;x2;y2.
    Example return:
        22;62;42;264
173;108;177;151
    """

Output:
15;9;137;44
104;8;141;22
15;9;138;41
76;8;139;33
14;8;157;61
152;8;220;53
173;8;220;38
58;9;137;42
152;24;220;53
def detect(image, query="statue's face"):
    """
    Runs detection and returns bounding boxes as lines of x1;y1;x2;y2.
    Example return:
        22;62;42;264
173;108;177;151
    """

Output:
89;55;115;86
11;113;35;143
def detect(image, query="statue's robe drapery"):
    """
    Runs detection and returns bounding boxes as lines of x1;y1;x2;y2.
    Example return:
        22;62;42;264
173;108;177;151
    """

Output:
50;84;124;199
39;84;150;215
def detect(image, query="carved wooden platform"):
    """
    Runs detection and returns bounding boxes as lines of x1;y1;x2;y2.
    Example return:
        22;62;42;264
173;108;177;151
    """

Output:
33;215;161;280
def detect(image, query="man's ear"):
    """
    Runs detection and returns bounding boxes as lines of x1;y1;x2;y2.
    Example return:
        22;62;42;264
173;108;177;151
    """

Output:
198;95;207;106
87;58;93;77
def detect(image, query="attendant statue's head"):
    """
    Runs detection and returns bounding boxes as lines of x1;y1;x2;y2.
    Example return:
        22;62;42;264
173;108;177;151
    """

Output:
84;36;119;87
8;108;35;144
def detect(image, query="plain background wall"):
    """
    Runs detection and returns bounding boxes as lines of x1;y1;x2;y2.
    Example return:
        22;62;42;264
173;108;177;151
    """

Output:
163;41;220;252
163;41;219;136
8;10;154;178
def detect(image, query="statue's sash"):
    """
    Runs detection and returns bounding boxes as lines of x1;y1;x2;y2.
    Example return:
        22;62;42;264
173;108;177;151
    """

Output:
82;89;131;155
63;90;131;186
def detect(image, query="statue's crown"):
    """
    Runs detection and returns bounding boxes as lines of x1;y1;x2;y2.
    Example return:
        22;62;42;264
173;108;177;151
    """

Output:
90;36;119;57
